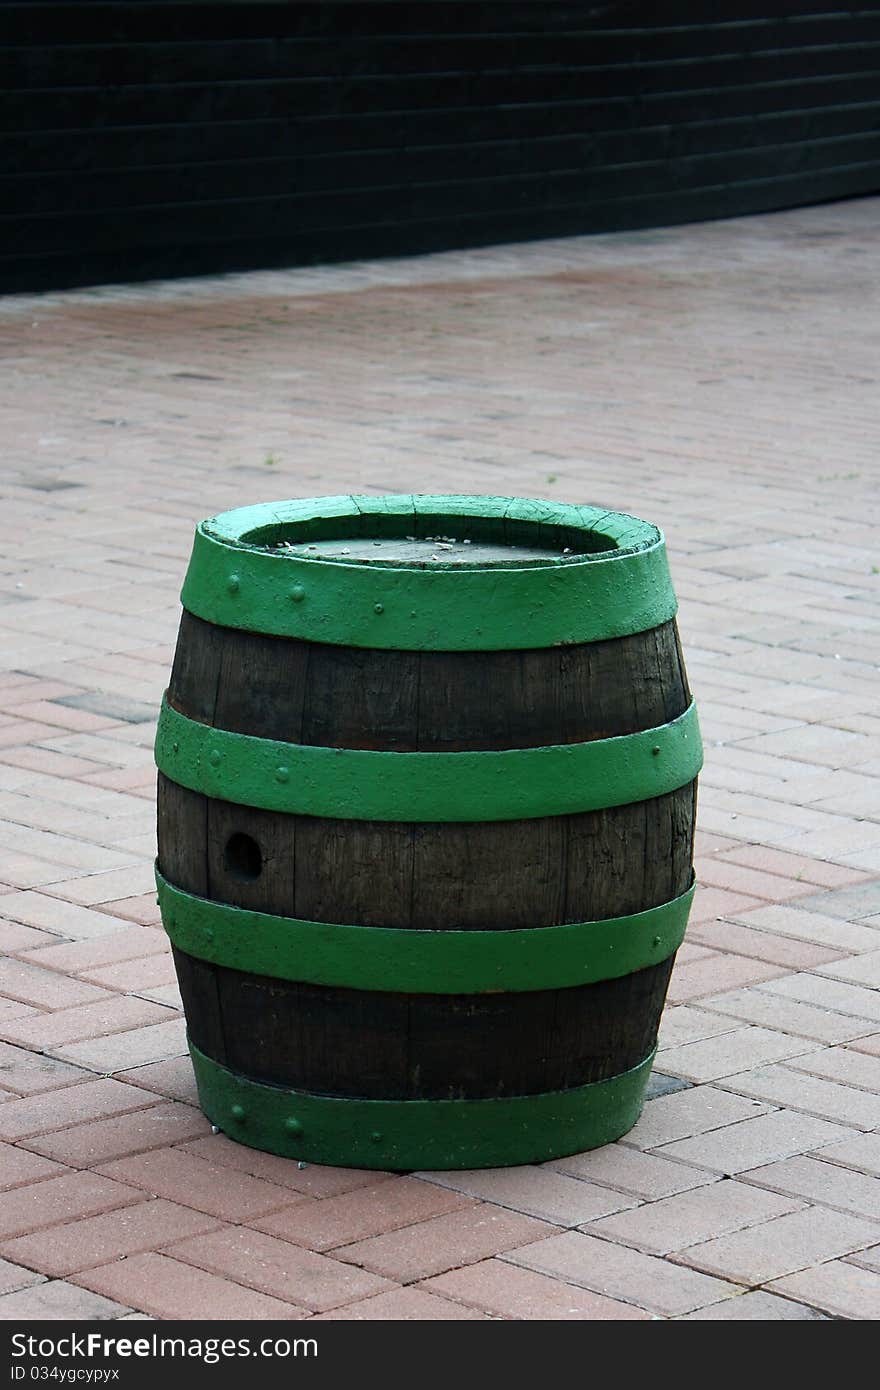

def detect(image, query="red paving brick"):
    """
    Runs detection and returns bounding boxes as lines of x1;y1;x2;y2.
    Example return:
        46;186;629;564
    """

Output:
0;1079;159;1142
0;1171;142;1240
717;848;870;888
1;959;108;1011
0;892;135;939
165;1226;393;1312
667;953;789;1005
178;1133;393;1197
334;1206;554;1283
0;1199;220;1276
95;1148;307;1222
0;1042;90;1096
314;1286;488;1319
0;996;174;1050
23;1101;212;1167
254;1176;473;1251
80;954;176;992
687;920;846;970
415;1167;636;1225
0;920;58;952
694;859;816;902
93;894;163;926
0;747;110;780
3;198;880;1319
35;866;157;908
548;1146;716;1200
0;854;83;891
0;999;37;1025
52;1015;186;1071
0;1141;66;1192
1;701;118;734
424;1260;652;1319
115;1055;200;1105
74;1252;308;1320
79;768;157;796
688;887;766;925
17;928;165;976
0;721;65;750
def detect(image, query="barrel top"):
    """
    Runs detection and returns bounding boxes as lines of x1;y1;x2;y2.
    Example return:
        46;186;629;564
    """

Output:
201;494;661;566
180;493;677;650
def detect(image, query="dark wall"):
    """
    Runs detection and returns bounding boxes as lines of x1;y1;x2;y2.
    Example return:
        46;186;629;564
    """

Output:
4;1;880;292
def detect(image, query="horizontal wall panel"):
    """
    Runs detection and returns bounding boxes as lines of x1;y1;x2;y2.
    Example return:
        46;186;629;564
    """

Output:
6;67;880;143
9;25;880;88
6;3;877;43
6;89;880;179
8;47;880;130
9;128;880;220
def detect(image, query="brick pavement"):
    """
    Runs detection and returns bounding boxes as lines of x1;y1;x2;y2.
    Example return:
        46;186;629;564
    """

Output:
0;197;879;1320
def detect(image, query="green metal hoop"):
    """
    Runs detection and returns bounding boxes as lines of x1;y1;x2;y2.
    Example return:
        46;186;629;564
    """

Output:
156;868;694;994
188;1040;657;1170
155;698;701;823
180;494;678;651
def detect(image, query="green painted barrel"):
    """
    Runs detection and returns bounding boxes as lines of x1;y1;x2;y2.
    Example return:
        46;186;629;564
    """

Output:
155;494;701;1169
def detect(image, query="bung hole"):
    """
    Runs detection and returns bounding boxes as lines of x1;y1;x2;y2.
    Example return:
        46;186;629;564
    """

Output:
224;832;262;881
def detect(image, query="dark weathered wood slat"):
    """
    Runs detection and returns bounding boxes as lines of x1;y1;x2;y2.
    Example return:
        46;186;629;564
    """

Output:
170;945;227;1066
157;776;696;928
157;777;208;898
174;950;675;1099
168;609;690;751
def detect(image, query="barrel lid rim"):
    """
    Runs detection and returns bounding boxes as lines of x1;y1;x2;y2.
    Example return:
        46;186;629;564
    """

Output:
198;493;665;572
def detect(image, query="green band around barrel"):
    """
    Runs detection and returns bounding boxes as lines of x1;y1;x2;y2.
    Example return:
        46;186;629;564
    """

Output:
188;1040;657;1169
157;869;693;994
155;698;701;823
180;495;677;651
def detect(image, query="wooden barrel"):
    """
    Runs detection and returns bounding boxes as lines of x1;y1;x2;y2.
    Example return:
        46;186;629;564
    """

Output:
155;495;701;1169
